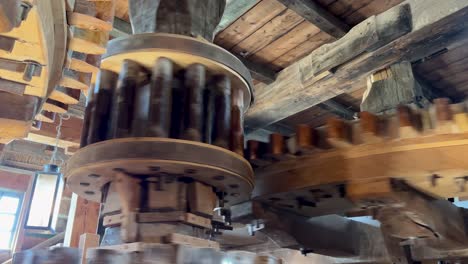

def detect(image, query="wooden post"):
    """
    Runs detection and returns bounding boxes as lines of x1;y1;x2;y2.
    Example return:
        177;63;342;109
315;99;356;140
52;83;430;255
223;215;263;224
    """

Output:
64;193;101;247
128;0;225;41
78;233;100;264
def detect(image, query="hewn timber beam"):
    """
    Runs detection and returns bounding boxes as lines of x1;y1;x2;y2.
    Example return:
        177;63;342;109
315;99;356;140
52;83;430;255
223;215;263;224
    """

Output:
244;0;468;133
276;0;349;39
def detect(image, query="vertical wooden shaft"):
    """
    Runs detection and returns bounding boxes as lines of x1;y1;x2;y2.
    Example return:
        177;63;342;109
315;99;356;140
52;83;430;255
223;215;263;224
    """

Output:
131;82;151;137
183;64;205;141
212;75;231;149
87;70;117;145
128;0;226;41
230;87;244;156
109;60;141;138
80;89;94;148
148;57;173;137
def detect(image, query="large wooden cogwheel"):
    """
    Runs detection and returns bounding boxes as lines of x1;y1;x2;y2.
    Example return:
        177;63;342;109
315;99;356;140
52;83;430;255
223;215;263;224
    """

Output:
247;99;468;216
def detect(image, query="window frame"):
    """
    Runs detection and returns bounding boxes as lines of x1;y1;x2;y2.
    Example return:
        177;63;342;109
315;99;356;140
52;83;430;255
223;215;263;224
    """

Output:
23;168;63;232
0;189;23;250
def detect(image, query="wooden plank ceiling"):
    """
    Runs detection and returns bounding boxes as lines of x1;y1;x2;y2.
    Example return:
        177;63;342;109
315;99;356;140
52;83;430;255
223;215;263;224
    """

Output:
113;0;466;131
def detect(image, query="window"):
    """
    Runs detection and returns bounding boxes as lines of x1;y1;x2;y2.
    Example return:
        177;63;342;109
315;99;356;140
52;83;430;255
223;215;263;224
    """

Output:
0;191;22;249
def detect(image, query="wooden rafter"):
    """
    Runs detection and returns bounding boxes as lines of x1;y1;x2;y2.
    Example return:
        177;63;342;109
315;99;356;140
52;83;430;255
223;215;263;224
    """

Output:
276;0;350;39
244;0;468;133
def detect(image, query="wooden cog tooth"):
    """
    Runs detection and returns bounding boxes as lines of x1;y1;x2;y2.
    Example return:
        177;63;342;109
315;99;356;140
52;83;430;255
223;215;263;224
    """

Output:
397;105;422;138
69;28;109;55
246;140;271;168
59;76;89;90
43;99;69;114
294;124;317;154
67;57;99;75
433;98;456;134
67;12;113;32
148;57;173;138
212;75;231;149
87;70;118;144
35;111;56;123
50;87;81;104
182;64;205;142
264;133;291;161
359;111;383;144
327;117;353;148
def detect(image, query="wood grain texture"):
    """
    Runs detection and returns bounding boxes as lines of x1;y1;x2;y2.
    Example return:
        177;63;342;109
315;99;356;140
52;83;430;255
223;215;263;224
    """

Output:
215;0;286;49
250;21;321;65
232;8;304;57
245;0;468;132
64;194;100;248
276;0;349;38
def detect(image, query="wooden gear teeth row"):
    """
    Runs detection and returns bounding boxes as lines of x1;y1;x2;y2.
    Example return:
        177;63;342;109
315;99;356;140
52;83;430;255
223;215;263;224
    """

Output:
245;98;468;165
80;59;246;153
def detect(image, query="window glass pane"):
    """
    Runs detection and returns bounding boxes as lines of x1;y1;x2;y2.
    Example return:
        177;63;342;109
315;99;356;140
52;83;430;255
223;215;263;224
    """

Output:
0;214;15;231
0;231;12;249
26;173;58;227
0;196;19;214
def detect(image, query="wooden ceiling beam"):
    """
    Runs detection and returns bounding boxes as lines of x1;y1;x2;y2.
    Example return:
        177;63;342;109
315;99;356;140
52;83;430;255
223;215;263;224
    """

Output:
244;0;468;133
276;0;350;39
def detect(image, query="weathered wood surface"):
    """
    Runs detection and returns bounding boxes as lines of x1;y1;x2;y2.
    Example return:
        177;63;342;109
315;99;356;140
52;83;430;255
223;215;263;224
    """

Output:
0;0;19;33
129;0;225;41
361;61;437;113
64;194;101;248
307;4;411;77
214;0;259;35
276;0;349;39
245;0;468;133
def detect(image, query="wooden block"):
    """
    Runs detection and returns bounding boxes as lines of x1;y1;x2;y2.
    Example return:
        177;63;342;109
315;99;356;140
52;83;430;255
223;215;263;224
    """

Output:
79;233;100;264
164;233;219;249
188;182;216;217
59;76;89;90
69;28;108;55
67;12;112;32
147;178;186;211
